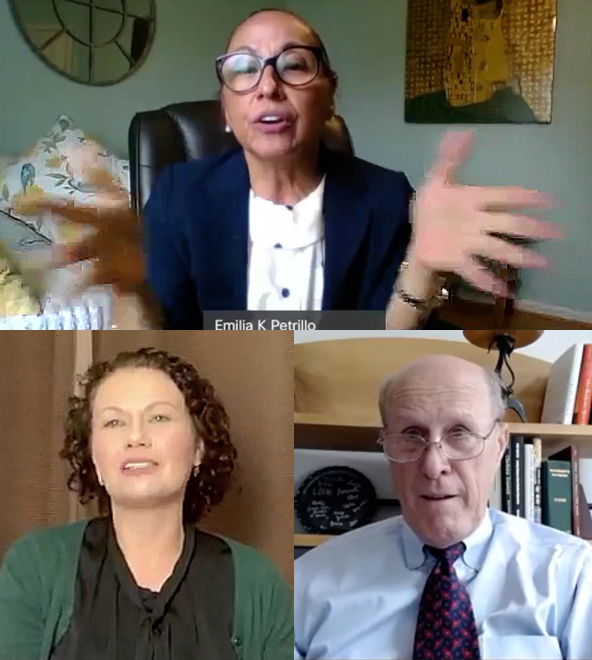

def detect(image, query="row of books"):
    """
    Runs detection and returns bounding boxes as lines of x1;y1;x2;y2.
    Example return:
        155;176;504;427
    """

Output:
491;436;592;538
542;343;592;424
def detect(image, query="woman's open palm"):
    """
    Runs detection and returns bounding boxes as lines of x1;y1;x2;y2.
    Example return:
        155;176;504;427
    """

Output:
410;131;563;297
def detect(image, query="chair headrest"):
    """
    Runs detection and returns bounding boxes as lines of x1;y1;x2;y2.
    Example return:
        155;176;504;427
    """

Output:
128;99;355;211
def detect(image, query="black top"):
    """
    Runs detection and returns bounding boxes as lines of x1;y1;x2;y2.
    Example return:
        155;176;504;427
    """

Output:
50;517;238;660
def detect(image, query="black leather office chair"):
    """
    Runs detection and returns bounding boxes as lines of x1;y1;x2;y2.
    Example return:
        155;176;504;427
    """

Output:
128;99;355;212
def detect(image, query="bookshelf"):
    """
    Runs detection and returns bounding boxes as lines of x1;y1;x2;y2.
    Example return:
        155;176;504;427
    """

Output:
294;337;592;549
295;412;592;456
294;413;592;547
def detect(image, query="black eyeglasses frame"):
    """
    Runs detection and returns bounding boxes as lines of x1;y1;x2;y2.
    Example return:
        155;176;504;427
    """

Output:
215;45;330;94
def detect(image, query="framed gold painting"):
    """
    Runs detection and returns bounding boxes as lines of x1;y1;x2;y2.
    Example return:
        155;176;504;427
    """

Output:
405;0;558;123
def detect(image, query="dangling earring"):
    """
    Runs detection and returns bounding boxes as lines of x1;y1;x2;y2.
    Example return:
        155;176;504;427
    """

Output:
225;124;232;134
98;474;104;487
193;465;200;477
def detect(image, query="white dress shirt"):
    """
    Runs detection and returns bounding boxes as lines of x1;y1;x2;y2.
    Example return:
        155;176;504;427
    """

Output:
294;508;592;659
247;177;325;311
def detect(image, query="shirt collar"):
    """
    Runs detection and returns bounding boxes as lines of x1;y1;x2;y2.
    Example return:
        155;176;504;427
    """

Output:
250;175;326;209
249;176;326;249
402;508;493;572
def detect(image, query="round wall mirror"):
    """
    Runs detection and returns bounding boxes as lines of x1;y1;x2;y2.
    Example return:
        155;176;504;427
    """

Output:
10;0;156;86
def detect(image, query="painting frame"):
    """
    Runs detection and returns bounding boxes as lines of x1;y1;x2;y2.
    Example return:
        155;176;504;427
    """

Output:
404;0;558;124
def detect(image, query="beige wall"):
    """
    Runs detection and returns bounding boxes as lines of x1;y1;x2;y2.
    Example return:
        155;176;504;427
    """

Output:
0;330;294;585
93;330;294;583
0;331;76;557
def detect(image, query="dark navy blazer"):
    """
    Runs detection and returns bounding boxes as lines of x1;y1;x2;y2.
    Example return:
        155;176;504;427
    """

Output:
144;146;413;329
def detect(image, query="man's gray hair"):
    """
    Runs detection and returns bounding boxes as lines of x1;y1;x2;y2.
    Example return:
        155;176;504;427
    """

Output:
378;366;508;426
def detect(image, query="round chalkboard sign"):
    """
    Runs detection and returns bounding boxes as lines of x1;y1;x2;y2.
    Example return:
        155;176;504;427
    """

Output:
295;466;377;534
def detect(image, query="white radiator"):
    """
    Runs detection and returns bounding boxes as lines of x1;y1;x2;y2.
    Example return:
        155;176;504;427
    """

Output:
0;291;111;329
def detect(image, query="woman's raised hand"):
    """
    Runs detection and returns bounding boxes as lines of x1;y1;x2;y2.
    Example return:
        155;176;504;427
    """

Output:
17;162;145;296
16;152;161;326
409;131;563;297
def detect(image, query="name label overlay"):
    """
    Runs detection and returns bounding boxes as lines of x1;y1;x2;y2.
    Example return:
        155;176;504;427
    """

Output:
204;311;385;331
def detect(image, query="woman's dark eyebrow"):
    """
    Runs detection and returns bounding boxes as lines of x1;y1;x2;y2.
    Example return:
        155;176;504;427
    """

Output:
281;40;316;49
227;45;257;54
227;40;315;55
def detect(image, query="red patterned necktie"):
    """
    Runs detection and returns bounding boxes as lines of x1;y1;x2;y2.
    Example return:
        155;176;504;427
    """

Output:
412;542;481;660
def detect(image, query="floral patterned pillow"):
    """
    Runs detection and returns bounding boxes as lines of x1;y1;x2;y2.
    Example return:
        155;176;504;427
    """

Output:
0;241;41;318
0;115;130;243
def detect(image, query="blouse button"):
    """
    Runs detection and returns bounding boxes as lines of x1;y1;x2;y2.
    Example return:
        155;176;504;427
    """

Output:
274;243;282;249
281;288;290;298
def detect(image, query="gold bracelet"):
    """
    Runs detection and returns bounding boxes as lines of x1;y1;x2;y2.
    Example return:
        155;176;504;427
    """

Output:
395;261;449;311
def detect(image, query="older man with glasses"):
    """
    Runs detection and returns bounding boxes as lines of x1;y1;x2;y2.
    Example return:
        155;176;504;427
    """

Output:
294;354;592;660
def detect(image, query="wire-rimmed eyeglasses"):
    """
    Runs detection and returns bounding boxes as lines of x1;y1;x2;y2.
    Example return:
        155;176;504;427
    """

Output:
377;420;501;463
216;46;327;94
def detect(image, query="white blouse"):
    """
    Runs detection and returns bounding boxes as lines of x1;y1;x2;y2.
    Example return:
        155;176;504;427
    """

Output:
247;176;326;311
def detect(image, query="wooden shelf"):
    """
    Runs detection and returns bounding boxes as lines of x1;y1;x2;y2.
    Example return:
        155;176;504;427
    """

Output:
295;413;592;457
294;533;333;547
295;413;592;548
439;295;592;330
295;412;381;452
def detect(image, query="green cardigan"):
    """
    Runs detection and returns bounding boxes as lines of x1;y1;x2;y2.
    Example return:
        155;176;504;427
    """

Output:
0;521;293;660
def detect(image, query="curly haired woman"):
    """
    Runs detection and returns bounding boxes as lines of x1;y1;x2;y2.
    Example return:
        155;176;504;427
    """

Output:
0;348;292;660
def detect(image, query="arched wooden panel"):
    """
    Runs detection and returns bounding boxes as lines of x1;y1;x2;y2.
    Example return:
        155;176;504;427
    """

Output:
295;338;551;424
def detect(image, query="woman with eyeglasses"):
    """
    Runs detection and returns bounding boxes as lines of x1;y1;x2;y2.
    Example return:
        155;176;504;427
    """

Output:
26;8;561;329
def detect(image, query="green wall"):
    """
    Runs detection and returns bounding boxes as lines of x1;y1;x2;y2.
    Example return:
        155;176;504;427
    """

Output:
287;0;592;313
0;0;258;157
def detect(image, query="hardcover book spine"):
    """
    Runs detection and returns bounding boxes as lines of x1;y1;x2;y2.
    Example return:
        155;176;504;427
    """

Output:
524;442;535;522
533;438;543;524
572;445;581;537
574;344;592;424
512;436;524;517
542;460;573;534
550;446;581;537
489;466;503;510
502;444;513;514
